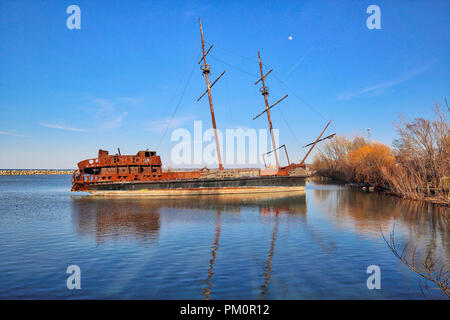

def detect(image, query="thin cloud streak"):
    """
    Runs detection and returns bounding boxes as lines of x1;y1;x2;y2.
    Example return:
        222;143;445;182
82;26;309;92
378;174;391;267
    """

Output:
0;130;29;137
98;112;128;130
91;98;133;130
40;123;87;132
119;97;141;106
337;62;434;101
146;114;197;134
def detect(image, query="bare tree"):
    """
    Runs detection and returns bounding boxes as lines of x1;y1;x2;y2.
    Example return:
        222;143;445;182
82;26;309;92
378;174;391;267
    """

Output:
392;104;449;202
381;225;449;299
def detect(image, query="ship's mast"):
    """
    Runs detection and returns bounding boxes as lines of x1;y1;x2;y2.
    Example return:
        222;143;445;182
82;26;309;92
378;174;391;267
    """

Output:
253;51;288;169
197;18;225;170
300;120;333;165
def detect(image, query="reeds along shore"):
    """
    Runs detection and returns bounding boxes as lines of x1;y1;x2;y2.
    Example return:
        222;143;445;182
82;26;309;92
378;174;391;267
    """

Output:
312;104;449;206
0;170;73;175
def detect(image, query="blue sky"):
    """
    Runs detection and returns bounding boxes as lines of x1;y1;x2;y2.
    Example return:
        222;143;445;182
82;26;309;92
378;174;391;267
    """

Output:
0;0;448;168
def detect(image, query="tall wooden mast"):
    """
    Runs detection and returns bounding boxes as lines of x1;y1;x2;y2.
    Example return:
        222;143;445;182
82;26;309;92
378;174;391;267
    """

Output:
197;18;225;170
253;51;288;168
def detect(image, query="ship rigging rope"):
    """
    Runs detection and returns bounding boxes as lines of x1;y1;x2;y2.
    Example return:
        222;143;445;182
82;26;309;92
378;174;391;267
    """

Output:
209;54;259;79
156;60;197;149
207;42;328;121
144;50;201;151
207;49;330;153
279;108;301;146
208;52;306;146
206;41;270;68
271;72;327;121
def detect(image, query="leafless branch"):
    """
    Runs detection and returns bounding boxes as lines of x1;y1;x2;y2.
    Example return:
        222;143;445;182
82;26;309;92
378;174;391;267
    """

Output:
381;225;449;298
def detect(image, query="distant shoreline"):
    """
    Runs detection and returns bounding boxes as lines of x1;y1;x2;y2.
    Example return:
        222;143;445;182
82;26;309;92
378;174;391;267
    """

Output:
0;170;74;175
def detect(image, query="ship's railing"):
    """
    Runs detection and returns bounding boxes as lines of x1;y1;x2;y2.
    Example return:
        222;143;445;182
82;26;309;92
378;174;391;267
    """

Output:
78;156;162;169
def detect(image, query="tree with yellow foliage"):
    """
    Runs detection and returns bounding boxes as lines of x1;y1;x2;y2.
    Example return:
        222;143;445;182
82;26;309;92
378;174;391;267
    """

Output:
347;143;395;186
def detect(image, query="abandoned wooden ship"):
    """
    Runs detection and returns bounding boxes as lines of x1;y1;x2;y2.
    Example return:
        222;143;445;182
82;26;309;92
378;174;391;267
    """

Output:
71;19;332;196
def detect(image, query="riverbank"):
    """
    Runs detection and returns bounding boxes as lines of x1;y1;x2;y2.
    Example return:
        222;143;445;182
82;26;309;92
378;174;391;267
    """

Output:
313;173;449;206
311;105;449;207
0;170;73;175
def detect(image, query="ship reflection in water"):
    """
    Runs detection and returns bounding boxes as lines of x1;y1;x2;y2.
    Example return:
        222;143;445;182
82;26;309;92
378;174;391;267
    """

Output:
68;184;448;299
1;175;447;299
71;197;162;245
70;192;307;299
71;192;307;244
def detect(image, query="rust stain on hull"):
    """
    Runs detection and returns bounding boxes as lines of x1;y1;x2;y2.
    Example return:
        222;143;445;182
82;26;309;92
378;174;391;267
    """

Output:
71;149;308;195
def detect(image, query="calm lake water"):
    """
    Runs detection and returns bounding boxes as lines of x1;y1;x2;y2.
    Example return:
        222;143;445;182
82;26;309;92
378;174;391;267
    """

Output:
0;175;448;299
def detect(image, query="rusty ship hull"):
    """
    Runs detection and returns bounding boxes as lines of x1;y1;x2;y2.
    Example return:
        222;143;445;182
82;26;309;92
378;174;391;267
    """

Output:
79;175;306;196
71;149;308;196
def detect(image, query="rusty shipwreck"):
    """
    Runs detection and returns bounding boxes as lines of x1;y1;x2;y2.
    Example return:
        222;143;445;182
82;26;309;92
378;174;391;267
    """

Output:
71;19;334;196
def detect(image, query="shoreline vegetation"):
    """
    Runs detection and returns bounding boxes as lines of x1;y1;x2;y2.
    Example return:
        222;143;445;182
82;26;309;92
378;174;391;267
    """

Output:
0;170;73;175
312;104;449;206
